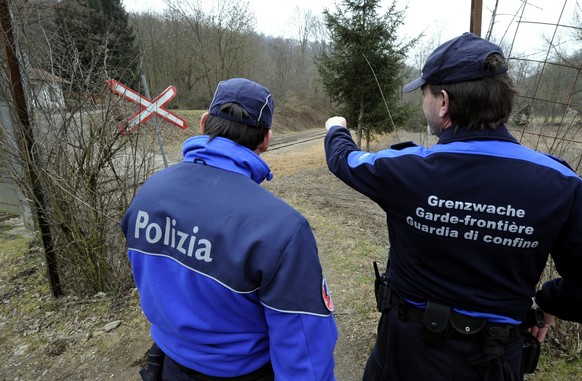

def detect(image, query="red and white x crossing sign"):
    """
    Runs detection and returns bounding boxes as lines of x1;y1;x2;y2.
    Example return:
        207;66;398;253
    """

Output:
107;79;188;135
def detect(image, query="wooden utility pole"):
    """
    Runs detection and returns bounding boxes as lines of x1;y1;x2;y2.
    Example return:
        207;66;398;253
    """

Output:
470;0;483;36
0;0;62;297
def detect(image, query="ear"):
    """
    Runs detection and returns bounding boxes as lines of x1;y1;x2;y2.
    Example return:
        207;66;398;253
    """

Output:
439;90;450;118
199;112;209;134
256;129;272;154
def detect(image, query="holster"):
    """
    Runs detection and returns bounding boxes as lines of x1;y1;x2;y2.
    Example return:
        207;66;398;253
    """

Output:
373;261;392;313
518;308;543;373
139;342;165;381
521;331;541;373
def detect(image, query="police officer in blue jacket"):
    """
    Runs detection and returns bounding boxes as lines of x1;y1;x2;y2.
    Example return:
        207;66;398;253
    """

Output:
323;33;582;381
122;78;337;381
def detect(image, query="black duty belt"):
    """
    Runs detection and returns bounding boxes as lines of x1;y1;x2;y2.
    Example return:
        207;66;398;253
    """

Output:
141;342;275;381
170;356;274;381
388;291;521;345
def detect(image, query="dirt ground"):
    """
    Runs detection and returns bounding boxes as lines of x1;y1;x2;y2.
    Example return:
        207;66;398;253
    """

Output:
0;125;414;381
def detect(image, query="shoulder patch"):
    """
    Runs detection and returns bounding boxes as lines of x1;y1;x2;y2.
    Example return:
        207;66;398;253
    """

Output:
321;276;334;312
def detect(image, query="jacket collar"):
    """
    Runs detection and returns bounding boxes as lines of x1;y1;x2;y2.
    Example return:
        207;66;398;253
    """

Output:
437;124;519;145
182;136;273;184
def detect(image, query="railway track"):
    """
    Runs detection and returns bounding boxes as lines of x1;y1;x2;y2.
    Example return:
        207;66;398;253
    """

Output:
268;129;327;151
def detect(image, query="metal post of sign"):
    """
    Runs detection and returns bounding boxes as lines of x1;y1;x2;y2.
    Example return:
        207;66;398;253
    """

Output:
140;75;168;168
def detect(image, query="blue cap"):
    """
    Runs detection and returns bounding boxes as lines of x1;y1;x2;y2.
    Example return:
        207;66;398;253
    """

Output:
209;78;274;129
403;33;508;93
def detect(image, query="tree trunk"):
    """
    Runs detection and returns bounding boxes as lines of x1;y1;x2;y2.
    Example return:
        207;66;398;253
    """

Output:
357;96;364;148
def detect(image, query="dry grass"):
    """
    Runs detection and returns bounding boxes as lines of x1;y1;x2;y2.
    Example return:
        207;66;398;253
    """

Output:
264;139;327;176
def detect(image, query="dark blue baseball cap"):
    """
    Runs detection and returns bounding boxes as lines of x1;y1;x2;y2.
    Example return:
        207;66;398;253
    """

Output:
403;33;508;93
209;78;275;129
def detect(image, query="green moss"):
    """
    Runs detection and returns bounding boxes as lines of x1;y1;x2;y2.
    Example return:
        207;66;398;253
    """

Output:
526;354;582;380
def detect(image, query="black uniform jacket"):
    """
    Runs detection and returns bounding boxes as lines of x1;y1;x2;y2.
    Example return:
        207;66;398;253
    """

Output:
325;125;582;323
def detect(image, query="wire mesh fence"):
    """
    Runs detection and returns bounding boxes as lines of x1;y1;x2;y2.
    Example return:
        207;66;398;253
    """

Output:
494;0;582;173
492;0;582;359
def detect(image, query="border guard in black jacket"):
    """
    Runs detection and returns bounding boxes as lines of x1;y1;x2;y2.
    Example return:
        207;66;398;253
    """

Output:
323;33;582;381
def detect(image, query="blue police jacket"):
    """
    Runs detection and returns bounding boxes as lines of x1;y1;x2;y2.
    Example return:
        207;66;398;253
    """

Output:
122;135;337;380
325;124;582;323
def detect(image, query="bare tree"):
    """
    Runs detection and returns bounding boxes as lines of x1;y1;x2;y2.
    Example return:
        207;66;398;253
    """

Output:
1;0;162;296
164;0;260;100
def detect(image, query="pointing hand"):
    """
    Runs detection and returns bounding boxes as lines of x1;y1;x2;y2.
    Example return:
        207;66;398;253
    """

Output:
325;116;347;131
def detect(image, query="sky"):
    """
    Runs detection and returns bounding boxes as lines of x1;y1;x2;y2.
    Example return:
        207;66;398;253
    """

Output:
123;0;580;62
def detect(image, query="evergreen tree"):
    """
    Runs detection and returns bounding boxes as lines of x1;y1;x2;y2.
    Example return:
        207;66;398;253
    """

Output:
316;0;415;148
54;0;139;93
100;0;138;84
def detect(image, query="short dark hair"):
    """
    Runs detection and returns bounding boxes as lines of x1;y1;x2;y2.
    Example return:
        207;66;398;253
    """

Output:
204;103;269;151
426;54;517;131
